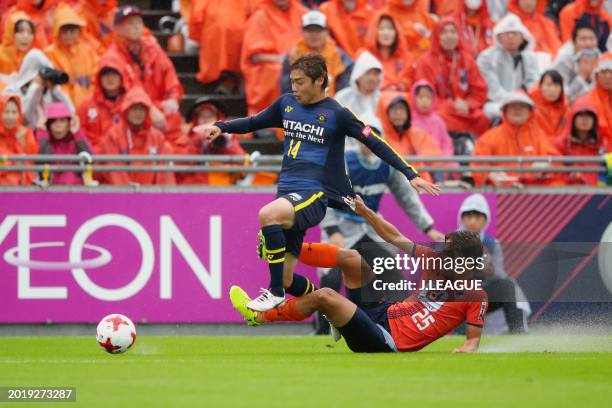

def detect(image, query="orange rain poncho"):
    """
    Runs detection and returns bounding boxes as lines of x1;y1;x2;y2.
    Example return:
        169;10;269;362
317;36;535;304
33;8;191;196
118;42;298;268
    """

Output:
508;0;561;57
414;17;489;136
381;0;435;59
241;0;305;115
189;0;259;84
44;4;98;107
0;11;34;74
376;91;443;182
319;0;373;59
102;87;175;185
0;94;38;185
364;12;415;92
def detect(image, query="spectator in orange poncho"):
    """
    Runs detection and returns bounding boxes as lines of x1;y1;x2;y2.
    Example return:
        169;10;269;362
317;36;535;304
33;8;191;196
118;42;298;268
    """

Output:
77;53;125;153
364;13;414;92
320;0;372;59
455;0;494;57
508;0;561;59
376;91;443;182
584;58;612;148
1;0;57;48
381;0;435;59
0;12;34;74
560;0;612;51
0;94;37;185
281;11;352;96
414;17;490;136
241;0;305;115
555;99;609;185
102;87;175;186
528;70;569;140
474;91;561;186
178;98;248;186
73;0;117;53
103;6;184;131
44;4;98;108
189;0;258;85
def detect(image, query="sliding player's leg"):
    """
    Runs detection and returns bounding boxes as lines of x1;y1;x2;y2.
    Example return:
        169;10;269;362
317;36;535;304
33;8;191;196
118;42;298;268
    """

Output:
230;286;394;353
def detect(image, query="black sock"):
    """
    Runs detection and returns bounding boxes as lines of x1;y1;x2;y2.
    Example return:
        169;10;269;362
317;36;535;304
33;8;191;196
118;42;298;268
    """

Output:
261;225;285;297
286;274;317;297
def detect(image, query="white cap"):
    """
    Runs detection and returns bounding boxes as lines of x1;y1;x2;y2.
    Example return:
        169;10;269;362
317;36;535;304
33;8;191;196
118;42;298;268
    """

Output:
501;91;534;110
594;59;612;75
302;10;326;28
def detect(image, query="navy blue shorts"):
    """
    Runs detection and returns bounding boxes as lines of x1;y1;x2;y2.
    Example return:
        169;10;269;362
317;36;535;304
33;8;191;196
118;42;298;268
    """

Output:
339;301;397;353
278;191;327;257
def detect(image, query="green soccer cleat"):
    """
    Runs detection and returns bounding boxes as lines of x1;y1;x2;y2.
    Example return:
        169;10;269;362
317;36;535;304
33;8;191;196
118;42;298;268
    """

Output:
229;285;261;327
256;230;267;260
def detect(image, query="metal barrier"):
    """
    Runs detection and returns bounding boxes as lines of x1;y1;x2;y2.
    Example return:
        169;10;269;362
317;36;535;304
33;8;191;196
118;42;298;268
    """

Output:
0;154;607;174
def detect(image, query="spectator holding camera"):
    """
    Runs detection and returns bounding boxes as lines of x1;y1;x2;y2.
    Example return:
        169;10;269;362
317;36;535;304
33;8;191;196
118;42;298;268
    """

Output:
36;101;96;186
5;49;73;128
44;4;99;107
0;94;38;185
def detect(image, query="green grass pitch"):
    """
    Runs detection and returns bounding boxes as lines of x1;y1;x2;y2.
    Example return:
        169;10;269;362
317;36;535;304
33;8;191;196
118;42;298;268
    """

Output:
1;335;612;407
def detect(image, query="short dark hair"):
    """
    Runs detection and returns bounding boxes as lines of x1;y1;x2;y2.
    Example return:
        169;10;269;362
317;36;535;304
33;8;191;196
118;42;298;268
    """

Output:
443;231;484;261
572;22;596;43
290;54;328;90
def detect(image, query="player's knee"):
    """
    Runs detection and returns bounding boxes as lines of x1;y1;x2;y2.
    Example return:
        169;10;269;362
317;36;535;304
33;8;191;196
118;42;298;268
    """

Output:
258;203;288;226
338;248;361;270
313;287;338;308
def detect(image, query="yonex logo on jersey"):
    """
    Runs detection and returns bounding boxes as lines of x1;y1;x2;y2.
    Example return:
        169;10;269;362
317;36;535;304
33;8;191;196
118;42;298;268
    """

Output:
361;126;372;138
284;105;294;113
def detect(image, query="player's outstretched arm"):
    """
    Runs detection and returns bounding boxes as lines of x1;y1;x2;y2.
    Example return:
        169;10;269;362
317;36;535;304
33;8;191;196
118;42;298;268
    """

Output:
354;195;415;253
453;324;482;353
193;97;284;139
342;108;440;196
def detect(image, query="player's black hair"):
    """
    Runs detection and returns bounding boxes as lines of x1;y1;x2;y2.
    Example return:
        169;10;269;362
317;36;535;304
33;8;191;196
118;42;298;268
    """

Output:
443;231;484;263
572;22;597;43
539;69;564;103
290;54;328;90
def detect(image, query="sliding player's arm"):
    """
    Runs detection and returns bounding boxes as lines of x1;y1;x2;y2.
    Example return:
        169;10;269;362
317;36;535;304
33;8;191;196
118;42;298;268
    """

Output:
353;195;415;253
193;97;284;139
453;324;483;353
340;107;440;196
454;293;488;353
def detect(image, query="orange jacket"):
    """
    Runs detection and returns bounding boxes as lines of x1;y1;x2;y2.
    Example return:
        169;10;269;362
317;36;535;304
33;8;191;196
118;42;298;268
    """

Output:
376;91;443;182
508;0;561;57
432;0;461;16
454;0;493;57
382;0;435;58
1;0;57;49
44;4;98;108
585;82;612;148
555;99;608;185
76;53;126;153
528;84;569;140
364;12;415;92
189;0;258;83
0;94;38;185
102;87;175;185
73;0;117;53
0;11;34;74
240;0;305;115
474;108;561;186
103;35;184;105
287;37;347;96
319;0;372;59
559;0;612;47
414;17;489;135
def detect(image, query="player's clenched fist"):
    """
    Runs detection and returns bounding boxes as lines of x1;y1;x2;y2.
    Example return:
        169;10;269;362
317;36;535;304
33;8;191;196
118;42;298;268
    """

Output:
193;124;222;141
